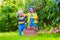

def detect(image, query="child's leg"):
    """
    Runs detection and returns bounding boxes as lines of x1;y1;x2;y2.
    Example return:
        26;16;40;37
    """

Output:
22;24;26;30
21;24;26;35
18;25;23;36
29;22;33;27
33;23;38;31
18;29;22;36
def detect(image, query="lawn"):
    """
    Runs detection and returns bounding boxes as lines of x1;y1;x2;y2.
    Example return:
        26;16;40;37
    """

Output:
0;32;60;40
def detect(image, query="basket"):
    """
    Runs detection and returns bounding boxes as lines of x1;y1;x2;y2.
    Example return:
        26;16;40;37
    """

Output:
23;27;37;36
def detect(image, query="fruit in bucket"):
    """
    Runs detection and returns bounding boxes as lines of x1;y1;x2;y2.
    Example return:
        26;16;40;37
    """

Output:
27;26;34;30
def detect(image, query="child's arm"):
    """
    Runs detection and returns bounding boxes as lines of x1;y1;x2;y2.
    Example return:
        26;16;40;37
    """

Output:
24;13;29;16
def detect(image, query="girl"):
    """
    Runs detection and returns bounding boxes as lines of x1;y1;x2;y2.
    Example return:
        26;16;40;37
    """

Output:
17;10;26;36
25;6;38;31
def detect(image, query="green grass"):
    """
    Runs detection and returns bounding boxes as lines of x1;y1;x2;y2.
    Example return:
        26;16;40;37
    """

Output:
0;32;60;40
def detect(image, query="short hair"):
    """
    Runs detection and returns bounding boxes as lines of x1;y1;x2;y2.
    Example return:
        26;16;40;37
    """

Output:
27;6;35;12
17;10;24;14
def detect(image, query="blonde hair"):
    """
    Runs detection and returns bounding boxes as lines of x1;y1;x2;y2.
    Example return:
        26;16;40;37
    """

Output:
18;10;24;14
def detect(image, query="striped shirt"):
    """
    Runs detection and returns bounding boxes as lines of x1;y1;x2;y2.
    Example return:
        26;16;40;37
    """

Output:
18;16;25;24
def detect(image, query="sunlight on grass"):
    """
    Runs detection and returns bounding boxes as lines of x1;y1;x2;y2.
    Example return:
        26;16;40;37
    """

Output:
0;32;60;40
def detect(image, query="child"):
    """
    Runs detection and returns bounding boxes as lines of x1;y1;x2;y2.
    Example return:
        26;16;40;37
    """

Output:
25;6;38;31
17;10;26;36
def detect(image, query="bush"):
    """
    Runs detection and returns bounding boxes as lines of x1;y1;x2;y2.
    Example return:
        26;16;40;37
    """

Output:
25;0;60;29
0;0;60;32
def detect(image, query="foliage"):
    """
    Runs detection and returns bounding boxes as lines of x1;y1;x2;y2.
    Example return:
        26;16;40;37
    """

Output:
25;0;60;29
0;0;60;32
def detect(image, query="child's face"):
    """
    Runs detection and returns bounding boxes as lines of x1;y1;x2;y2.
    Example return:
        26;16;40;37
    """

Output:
18;11;23;16
29;8;34;13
